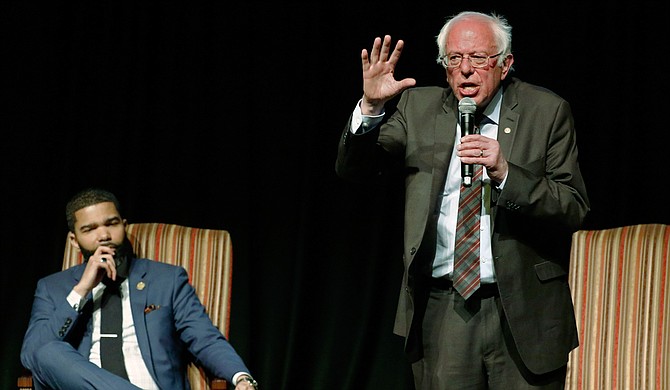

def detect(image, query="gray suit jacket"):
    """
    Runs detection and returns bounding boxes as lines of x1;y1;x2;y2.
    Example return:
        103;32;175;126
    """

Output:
336;77;590;375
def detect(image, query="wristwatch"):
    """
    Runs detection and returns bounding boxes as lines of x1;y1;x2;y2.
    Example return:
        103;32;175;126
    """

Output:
237;375;258;388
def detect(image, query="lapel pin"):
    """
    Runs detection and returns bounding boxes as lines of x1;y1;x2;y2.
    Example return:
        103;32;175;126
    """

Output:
504;127;512;134
137;281;146;291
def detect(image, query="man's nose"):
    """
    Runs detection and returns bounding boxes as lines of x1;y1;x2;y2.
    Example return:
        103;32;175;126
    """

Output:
459;58;474;73
97;226;111;241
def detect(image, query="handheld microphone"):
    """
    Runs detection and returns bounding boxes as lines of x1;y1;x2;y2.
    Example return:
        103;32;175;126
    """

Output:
458;97;477;186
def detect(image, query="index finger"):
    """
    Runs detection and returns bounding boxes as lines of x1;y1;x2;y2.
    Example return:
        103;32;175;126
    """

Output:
96;248;118;281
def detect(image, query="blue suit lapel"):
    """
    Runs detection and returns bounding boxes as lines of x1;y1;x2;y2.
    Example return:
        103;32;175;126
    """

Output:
127;260;159;382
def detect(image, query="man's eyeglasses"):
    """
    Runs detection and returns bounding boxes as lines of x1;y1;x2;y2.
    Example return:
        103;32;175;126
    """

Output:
440;51;503;68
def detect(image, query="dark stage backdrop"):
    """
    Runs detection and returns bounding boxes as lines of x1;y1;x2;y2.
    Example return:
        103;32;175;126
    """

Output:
2;2;668;389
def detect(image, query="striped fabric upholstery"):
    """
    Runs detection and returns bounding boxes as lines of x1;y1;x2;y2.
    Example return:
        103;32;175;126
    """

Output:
565;224;670;390
63;223;233;390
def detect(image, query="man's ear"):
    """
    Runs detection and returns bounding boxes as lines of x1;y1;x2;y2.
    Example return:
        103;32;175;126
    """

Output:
500;54;514;80
68;231;81;250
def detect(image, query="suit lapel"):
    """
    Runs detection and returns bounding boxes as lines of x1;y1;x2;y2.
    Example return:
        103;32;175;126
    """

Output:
75;299;94;356
431;93;458;200
491;82;519;224
407;93;457;276
498;82;519;161
127;260;159;381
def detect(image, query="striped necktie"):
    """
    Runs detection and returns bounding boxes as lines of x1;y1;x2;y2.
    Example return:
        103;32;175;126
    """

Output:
453;164;483;299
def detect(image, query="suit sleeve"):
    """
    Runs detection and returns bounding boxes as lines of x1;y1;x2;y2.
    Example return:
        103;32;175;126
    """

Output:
496;98;590;231
20;275;90;370
170;266;250;382
336;92;411;183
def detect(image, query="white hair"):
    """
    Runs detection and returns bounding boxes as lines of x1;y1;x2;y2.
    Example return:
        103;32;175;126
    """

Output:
435;11;513;69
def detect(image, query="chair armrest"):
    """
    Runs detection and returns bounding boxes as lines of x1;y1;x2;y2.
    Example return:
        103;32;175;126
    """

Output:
17;373;33;389
211;378;228;389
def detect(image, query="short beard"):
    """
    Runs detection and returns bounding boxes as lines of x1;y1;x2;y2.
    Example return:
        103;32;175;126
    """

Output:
80;237;134;266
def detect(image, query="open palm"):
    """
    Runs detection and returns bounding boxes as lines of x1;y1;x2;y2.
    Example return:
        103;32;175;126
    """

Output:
361;35;416;114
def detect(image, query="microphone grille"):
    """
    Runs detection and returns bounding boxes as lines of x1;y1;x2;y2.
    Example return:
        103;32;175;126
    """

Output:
458;97;477;114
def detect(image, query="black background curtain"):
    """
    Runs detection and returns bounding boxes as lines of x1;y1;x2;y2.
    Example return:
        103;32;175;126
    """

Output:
2;2;668;389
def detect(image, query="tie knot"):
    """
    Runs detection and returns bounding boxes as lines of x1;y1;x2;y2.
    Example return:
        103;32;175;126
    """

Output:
102;279;123;296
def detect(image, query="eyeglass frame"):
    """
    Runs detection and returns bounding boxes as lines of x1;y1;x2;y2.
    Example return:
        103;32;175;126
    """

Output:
439;51;504;69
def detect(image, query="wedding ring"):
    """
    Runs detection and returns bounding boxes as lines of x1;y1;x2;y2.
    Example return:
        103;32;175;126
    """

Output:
479;149;484;157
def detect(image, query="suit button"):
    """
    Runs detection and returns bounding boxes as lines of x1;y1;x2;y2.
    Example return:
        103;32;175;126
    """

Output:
58;331;65;337
506;201;520;210
65;318;72;325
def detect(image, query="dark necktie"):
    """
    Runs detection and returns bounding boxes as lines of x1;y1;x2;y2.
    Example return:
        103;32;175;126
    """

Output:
100;279;129;379
453;149;483;300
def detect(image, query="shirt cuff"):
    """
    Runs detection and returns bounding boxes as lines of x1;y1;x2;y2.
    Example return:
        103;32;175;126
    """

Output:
67;289;86;312
232;372;252;386
495;172;509;190
351;99;384;134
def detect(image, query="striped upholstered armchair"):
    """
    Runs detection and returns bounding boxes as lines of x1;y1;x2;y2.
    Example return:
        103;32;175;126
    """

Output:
18;223;233;390
565;224;670;390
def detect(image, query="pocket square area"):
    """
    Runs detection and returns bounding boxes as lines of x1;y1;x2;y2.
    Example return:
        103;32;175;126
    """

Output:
144;304;161;314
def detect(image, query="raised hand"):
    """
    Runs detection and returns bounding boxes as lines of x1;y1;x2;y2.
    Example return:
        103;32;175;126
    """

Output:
360;35;416;115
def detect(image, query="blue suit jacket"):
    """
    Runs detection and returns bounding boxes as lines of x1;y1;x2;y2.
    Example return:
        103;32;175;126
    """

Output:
21;258;249;389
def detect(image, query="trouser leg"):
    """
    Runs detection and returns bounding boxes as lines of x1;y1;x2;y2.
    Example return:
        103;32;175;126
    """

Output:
412;286;566;390
30;341;141;390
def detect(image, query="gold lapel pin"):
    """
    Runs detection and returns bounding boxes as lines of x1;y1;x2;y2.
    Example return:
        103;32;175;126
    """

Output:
137;281;146;291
